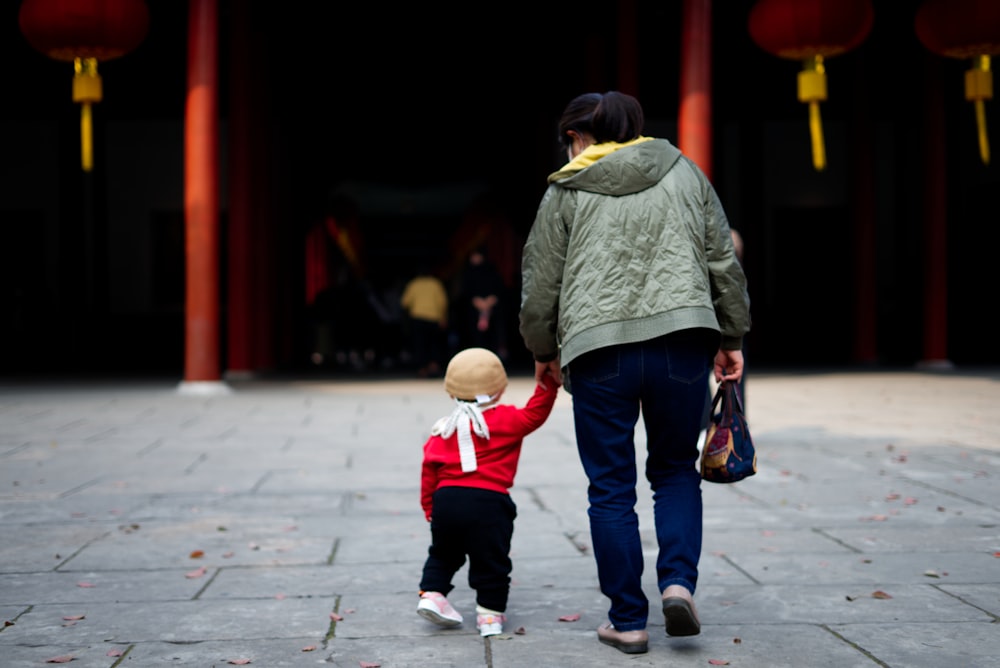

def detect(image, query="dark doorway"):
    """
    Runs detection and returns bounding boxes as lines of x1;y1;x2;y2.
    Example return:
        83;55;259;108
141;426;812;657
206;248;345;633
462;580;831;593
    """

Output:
753;206;854;366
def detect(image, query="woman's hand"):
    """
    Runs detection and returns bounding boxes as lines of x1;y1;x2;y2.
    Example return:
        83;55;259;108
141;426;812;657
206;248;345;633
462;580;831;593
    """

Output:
714;349;744;383
535;359;563;389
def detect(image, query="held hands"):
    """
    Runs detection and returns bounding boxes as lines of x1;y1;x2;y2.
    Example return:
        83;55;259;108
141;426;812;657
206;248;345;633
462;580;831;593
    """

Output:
534;359;563;390
714;349;744;383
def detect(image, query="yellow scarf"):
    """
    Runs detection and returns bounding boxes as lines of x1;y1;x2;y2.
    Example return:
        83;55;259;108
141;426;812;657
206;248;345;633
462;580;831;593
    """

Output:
562;135;655;171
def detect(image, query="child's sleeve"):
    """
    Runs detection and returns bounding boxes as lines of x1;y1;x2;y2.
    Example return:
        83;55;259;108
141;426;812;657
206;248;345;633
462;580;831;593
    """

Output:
420;441;438;521
512;381;559;435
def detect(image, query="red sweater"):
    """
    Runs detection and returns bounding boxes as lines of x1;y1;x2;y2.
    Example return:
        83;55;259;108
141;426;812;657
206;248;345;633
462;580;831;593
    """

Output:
420;382;559;520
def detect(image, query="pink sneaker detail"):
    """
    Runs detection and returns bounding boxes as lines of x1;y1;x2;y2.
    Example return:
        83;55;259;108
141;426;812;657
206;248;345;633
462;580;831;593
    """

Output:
416;591;463;627
476;612;506;637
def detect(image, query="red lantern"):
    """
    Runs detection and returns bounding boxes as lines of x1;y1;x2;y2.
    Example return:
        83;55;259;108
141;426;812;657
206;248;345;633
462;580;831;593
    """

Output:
916;0;1000;165
748;0;874;171
19;0;150;172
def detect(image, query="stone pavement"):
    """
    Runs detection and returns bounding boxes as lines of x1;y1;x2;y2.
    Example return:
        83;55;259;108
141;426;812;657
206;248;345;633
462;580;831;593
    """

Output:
1;368;998;667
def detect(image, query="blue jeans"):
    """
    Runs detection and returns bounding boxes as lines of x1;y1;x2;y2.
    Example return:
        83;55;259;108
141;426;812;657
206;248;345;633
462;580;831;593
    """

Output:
568;330;714;631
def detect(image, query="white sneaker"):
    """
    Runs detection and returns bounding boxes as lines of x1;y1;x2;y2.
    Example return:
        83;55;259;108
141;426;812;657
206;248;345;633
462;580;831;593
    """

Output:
416;591;463;627
476;607;506;637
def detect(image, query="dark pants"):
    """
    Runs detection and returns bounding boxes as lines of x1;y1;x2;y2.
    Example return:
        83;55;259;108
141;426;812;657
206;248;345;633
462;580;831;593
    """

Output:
568;330;715;632
419;486;517;612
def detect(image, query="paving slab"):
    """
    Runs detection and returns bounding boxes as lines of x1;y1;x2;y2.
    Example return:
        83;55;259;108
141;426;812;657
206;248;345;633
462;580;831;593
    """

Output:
1;368;999;667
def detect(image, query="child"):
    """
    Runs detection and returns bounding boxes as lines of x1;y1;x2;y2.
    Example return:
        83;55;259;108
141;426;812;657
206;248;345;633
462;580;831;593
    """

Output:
417;347;560;636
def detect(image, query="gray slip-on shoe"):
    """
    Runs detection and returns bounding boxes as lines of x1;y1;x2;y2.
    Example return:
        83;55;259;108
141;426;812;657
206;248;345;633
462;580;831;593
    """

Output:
597;621;649;654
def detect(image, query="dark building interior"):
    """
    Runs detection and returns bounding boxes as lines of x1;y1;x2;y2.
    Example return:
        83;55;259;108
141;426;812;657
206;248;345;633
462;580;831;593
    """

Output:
2;1;998;378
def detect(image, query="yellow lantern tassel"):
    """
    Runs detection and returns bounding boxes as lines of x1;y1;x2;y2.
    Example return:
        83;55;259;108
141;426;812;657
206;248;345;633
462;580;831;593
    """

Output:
798;55;828;171
975;98;990;165
808;101;827;172
80;102;93;172
965;55;992;166
72;57;102;173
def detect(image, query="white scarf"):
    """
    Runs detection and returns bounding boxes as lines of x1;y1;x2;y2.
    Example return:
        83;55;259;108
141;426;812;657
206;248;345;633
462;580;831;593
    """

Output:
432;396;496;472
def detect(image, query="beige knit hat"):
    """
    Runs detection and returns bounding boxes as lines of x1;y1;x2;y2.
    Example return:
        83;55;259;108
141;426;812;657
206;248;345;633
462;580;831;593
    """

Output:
444;348;507;403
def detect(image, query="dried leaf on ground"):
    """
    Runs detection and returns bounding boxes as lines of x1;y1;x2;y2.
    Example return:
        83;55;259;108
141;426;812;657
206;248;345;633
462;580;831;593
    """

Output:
709;660;731;666
558;613;581;622
190;550;205;559
515;626;527;634
301;645;316;652
106;649;123;657
185;566;207;579
227;659;252;665
871;590;892;599
330;612;344;621
62;615;85;621
76;582;95;588
45;656;75;663
359;662;381;668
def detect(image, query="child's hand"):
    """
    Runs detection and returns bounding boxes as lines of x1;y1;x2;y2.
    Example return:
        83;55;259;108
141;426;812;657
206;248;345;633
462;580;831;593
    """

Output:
535;360;562;389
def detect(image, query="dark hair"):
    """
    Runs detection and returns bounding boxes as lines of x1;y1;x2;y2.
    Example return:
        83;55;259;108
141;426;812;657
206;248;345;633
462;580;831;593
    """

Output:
558;91;644;149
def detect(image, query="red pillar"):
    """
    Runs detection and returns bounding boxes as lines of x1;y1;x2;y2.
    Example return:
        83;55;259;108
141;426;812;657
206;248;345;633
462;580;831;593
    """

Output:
678;0;712;179
921;53;951;367
182;0;223;386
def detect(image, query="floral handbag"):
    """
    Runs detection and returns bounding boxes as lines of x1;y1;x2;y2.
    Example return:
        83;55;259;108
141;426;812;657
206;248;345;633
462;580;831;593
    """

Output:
700;380;757;483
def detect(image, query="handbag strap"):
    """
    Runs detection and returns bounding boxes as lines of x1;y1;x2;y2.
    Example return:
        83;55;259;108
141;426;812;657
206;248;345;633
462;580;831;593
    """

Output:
709;382;730;428
716;380;747;426
709;380;747;428
727;380;746;416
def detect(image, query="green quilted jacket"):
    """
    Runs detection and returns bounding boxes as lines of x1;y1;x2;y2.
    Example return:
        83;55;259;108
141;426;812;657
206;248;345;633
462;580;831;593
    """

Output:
519;137;750;369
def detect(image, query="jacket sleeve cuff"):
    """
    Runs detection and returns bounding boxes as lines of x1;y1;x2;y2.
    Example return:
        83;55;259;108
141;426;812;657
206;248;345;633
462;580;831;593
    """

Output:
720;336;743;351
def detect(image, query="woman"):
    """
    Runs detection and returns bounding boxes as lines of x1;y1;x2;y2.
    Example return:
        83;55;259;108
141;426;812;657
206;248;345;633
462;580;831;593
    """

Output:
519;91;750;654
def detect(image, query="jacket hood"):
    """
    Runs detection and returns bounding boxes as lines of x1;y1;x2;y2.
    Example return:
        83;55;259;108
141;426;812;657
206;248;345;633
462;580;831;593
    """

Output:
548;137;683;196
